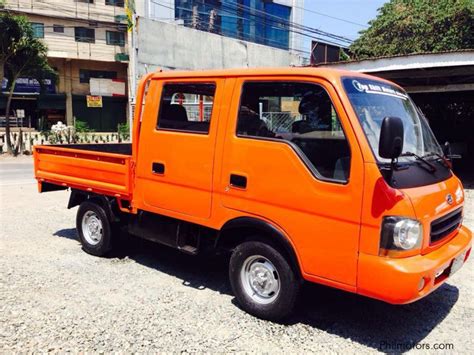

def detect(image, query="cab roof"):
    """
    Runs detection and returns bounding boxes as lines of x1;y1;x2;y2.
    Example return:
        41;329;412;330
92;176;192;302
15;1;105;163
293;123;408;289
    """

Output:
150;66;392;85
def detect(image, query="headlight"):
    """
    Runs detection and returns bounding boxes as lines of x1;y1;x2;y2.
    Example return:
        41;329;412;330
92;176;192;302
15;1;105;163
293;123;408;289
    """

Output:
393;219;422;249
380;217;423;253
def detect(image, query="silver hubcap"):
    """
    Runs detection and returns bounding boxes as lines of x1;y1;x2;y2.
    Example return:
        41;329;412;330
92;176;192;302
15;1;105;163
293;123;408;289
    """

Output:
240;255;280;304
82;211;103;246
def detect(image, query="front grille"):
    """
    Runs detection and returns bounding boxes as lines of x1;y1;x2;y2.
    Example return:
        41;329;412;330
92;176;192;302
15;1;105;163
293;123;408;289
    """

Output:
430;207;463;244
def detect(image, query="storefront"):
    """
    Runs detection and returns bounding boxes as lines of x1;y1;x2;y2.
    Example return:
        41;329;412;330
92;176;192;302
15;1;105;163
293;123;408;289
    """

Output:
1;77;65;130
72;95;127;132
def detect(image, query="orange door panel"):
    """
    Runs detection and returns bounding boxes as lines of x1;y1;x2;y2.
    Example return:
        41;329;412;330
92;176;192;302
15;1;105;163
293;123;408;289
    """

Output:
135;78;224;220
219;77;365;286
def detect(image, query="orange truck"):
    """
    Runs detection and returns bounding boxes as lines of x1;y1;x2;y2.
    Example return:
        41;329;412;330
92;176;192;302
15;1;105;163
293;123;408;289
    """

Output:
34;68;472;320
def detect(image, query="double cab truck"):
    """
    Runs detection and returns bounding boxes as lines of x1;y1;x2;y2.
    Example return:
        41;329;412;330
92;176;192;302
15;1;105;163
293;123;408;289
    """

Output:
34;68;472;321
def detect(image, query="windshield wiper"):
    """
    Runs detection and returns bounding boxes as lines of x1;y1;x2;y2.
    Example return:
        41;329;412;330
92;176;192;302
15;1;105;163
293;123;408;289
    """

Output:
422;152;452;169
400;152;437;173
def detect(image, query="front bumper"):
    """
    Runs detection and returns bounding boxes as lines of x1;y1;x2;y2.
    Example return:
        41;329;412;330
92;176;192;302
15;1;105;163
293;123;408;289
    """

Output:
357;225;472;304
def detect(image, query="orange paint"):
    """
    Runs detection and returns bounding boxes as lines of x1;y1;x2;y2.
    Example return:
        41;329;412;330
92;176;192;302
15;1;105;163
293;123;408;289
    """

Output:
33;67;472;305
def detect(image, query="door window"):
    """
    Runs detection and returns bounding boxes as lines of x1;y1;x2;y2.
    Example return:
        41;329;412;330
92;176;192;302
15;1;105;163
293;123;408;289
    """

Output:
157;83;216;134
237;81;351;182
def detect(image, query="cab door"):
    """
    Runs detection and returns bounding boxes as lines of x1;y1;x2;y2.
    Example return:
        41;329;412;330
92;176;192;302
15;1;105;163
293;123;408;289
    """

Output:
135;78;224;220
219;77;364;286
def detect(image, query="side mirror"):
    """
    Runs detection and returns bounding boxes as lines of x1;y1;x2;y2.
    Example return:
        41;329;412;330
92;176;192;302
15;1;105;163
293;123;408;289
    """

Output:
379;116;404;159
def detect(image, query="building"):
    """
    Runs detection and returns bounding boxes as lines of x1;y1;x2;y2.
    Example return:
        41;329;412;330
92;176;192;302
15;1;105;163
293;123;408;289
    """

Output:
144;0;304;51
1;0;130;131
2;0;306;132
128;0;305;110
320;50;474;178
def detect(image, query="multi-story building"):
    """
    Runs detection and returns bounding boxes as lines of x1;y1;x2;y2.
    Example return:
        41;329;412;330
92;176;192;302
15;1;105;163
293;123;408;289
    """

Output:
2;0;129;131
128;0;305;110
144;0;304;52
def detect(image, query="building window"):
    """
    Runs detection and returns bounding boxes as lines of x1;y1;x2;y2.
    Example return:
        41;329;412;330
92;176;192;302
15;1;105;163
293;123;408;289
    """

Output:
31;23;44;38
106;31;125;46
75;0;94;3
262;2;291;50
237;81;350;182
53;24;64;33
105;0;124;7
174;0;291;50
74;27;95;43
79;69;117;84
157;83;216;134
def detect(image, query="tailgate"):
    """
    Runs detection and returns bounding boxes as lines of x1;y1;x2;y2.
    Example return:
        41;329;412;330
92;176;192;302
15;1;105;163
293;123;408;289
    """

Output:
34;145;132;199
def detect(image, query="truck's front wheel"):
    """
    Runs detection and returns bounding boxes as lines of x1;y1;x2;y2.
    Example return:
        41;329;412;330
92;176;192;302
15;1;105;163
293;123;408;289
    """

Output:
229;241;300;321
76;201;112;256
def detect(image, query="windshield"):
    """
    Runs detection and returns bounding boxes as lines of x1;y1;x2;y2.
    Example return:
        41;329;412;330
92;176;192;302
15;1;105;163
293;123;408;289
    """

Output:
342;77;443;163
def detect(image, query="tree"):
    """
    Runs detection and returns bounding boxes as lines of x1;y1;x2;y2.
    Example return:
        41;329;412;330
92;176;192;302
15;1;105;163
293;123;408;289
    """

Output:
0;12;30;85
350;0;474;59
0;12;56;155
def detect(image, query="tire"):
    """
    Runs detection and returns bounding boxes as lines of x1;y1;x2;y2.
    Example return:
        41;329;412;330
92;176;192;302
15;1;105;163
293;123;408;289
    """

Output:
76;201;113;257
229;241;300;321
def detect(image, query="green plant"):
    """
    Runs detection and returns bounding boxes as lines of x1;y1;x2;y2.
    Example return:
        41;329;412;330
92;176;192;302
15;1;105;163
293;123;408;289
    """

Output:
74;119;93;133
118;122;130;141
339;49;350;61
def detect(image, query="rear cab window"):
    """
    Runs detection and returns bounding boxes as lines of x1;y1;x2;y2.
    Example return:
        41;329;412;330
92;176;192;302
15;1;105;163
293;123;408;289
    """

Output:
236;81;351;183
157;83;216;134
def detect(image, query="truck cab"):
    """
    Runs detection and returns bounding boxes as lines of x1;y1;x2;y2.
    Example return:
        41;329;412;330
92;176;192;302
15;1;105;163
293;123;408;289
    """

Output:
34;68;472;321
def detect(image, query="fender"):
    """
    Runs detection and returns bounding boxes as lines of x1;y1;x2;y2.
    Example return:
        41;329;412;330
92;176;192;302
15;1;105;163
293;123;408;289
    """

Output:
216;216;302;277
68;189;120;223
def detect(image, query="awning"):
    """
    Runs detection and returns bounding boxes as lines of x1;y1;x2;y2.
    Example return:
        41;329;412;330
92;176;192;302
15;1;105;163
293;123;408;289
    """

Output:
37;94;66;110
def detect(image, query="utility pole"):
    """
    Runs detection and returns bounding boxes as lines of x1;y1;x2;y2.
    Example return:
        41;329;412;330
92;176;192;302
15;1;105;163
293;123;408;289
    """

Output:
192;5;199;29
128;3;138;140
209;9;216;33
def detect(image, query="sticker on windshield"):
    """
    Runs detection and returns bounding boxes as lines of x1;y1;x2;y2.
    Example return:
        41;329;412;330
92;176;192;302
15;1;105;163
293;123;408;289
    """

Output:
352;79;408;100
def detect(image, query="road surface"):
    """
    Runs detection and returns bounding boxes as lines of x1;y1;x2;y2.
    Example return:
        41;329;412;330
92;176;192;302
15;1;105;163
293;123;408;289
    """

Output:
1;156;473;353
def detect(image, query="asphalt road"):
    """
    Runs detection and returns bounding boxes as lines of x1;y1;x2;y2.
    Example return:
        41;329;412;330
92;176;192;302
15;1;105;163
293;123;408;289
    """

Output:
0;157;35;186
1;156;473;353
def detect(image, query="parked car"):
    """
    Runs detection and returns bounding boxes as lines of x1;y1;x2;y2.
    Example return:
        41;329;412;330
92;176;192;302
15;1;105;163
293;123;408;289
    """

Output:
33;68;472;321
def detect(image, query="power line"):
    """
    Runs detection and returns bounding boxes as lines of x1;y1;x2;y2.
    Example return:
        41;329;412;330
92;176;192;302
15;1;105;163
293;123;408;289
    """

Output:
181;17;311;55
151;0;352;44
151;0;351;48
293;5;369;28
217;0;353;43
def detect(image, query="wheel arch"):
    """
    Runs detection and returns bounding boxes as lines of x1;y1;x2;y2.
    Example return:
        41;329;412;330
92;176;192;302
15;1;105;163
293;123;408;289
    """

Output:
216;217;302;278
68;189;120;223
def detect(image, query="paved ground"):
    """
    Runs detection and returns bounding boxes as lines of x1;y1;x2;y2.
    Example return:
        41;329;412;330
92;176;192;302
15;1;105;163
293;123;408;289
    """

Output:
0;155;34;187
1;156;473;353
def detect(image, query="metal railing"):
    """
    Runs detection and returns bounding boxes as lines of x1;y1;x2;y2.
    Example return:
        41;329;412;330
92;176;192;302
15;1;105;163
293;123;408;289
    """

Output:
261;112;302;133
0;117;24;128
182;103;213;122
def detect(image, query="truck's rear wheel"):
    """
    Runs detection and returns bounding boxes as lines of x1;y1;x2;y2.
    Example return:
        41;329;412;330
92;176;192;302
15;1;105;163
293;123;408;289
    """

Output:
77;201;112;256
229;241;300;321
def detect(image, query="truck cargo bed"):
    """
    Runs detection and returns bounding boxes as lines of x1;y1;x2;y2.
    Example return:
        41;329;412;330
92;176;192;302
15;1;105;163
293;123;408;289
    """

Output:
34;144;132;198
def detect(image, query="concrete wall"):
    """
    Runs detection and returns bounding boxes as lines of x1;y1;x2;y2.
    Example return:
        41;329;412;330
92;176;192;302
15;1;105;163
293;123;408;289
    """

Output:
136;18;302;77
142;0;305;52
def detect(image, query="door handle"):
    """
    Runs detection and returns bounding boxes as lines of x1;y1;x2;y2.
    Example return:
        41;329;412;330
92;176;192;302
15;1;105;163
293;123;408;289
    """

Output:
230;174;247;189
152;162;165;174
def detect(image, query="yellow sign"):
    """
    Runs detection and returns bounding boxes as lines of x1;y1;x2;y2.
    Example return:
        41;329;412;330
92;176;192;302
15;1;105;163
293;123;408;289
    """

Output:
125;0;135;31
87;95;103;108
